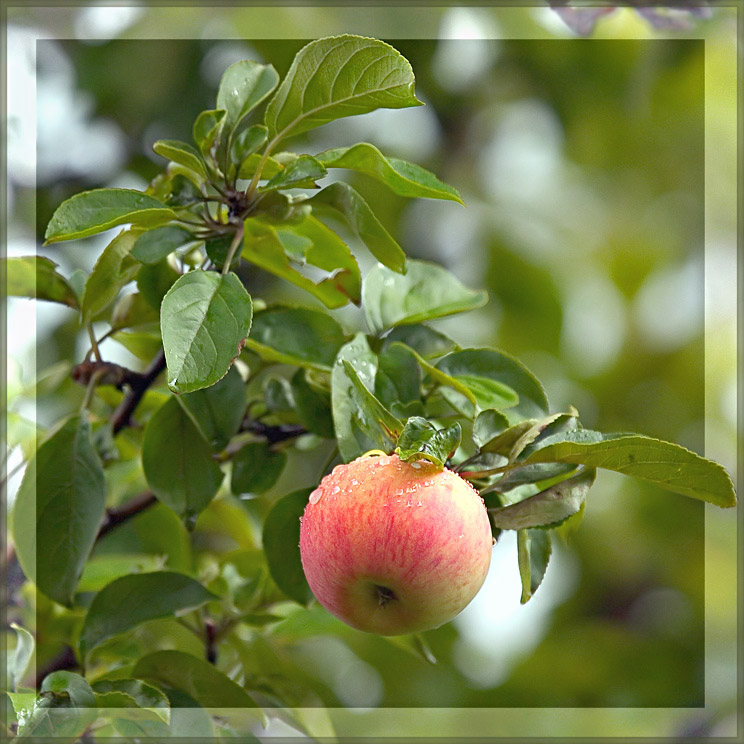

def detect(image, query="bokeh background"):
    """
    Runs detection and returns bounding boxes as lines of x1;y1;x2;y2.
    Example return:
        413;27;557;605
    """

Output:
5;4;739;739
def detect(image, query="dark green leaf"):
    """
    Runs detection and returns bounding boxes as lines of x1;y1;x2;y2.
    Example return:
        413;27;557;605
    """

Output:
260;154;327;191
473;409;511;449
80;572;216;656
489;462;578;493
11;415;106;606
511;409;580;462
308;182;405;273
262;375;295;413
4;256;79;309
363;260;488;333
44;189;176;244
217;60;279;137
517;529;552;604
193;109;226;159
8;624;34;692
264;34;421;143
262;488;314;605
179;365;246;450
523;431;737;508
141;397;224;521
246;305;347;371
132;650;259;709
161;270;253;394
231;441;287;495
110;292;159;330
490;468;595;529
204;232;242;271
131;225;194;265
81;229;141;323
478;419;537;457
317;142;463;203
437;349;549;422
291;368;335;438
383;324;459;359
137;259;180;310
395;417;462;468
375;342;424;418
152;140;207;179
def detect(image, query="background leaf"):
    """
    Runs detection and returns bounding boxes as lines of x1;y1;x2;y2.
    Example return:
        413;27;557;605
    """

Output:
231;441;287;495
44;189;176;243
161;270;252;394
5;256;79;308
264;34;421;142
363;259;488;334
80;571;216;656
291;369;335;438
262;488;314;605
11;415;106;606
131;225;193;265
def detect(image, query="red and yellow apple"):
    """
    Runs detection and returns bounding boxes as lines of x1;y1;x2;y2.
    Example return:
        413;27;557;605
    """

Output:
299;453;493;635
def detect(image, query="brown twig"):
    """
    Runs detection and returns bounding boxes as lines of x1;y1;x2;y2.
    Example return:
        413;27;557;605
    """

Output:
96;491;158;541
110;349;167;435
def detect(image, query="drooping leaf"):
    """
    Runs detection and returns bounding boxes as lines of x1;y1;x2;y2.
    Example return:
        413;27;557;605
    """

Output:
262;488;314;605
44;189;176;244
260;154;327;191
216;60;279;139
291;369;335;438
161;270;253;394
131;225;194;265
152;140;207;179
4;256;79;309
437;348;549;422
308;182;405;273
231;441;287;495
245;305;347;371
81;229;141;323
141;396;224;522
179;365;246;450
363;260;488;333
264;34;421;143
395;417;462;468
132;650;259;709
383;323;459;359
316;142;463;203
489;468;596;529
242;218;354;308
11;415;106;606
523;431;737;508
79;571;217;656
517;529;552;604
8;624;35;692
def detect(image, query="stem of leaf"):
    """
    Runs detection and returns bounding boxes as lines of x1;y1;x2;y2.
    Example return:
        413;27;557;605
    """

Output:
245;136;280;198
80;367;106;412
87;324;102;363
221;223;245;276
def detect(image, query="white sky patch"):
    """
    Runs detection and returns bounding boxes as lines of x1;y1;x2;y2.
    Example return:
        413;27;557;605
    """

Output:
74;4;146;41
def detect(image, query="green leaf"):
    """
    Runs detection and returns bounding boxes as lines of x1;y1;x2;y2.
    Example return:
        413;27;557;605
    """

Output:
262;488;314;605
264;34;421;143
152;139;207;179
245;305;347;371
204;233;242;271
80;571;217;656
81;229;141;323
291;369;335;438
44;189;177;244
308;182;406;273
262;375;295;413
193;108;226;159
110;292;159;331
237;152;285;180
517;529;552;604
395;417;462;468
375;342;424;419
92;679;169;720
8;624;35;692
161;270;253;394
179;365;246;450
242;218;355;308
231;124;268;167
137;259;180;309
231;441;287;495
41;671;96;707
132;650;259;709
141;397;224;522
490;468;596;530
11;415;106;606
489;462;577;493
437;349;549;422
363;260;488;334
523;431;737;508
473;409;510;449
260;154;327;191
217;60;279;137
4;256;79;308
383;323;459;359
317;142;463;203
510;410;580;462
131;225;194;265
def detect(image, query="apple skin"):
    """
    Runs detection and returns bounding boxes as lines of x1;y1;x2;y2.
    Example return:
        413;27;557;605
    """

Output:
299;453;493;635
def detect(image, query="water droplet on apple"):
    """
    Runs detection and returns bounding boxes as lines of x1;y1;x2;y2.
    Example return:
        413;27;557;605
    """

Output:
309;490;322;504
411;462;421;469
417;500;423;507
331;485;341;495
351;479;359;486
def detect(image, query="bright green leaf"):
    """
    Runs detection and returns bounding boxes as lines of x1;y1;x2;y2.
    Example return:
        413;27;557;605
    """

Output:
193;109;226;159
11;415;106;606
317;142;463;203
260;154;327;191
152;140;207;179
80;571;217;656
395;417;462;468
44;189;176;244
4;256;79;309
161;270;253;394
264;34;421;143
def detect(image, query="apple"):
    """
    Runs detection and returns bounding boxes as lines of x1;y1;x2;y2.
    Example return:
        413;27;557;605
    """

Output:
299;453;493;635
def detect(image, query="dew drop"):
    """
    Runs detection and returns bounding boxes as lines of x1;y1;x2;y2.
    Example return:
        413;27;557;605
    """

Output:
309;490;322;505
331;485;341;495
351;479;359;486
411;462;421;469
